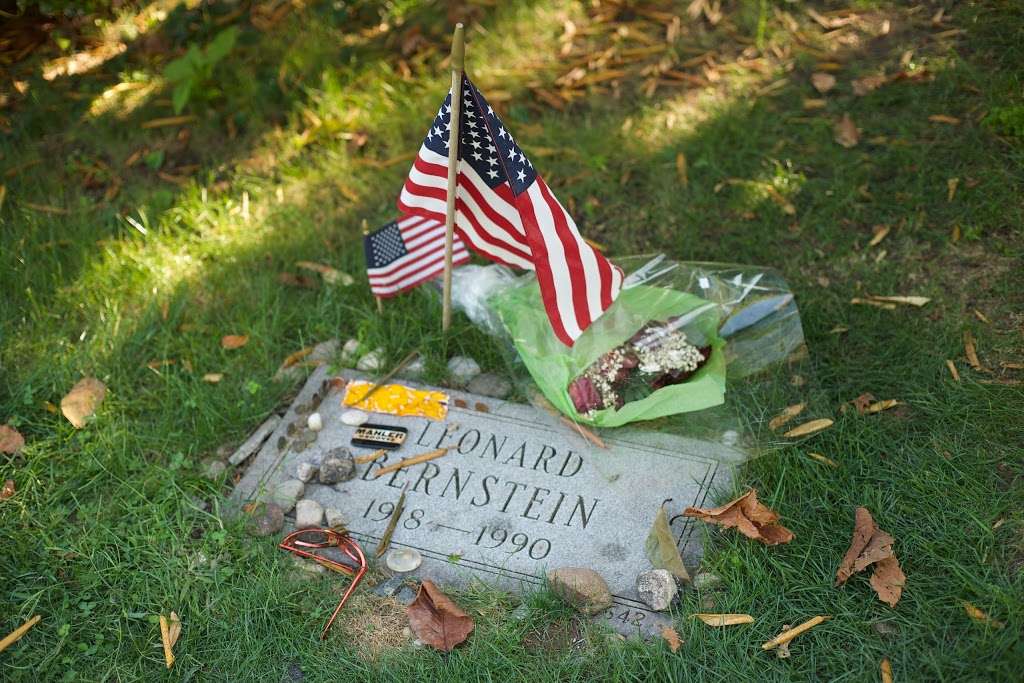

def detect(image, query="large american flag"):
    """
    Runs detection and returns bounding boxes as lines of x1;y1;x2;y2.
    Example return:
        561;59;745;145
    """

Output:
364;214;469;298
398;74;623;346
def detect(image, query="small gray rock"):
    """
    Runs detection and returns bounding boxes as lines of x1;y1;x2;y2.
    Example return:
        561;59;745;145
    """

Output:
356;348;384;372
296;462;317;483
340;409;368;426
294;498;324;529
372;575;405;598
692;572;722;591
399;356;425;379
466;372;511;399
307;338;340;365
341;338;361;365
447;355;481;386
325;507;346;529
547;567;612;616
319;448;355;484
395;586;418;605
246;502;285;537
272;340;336;383
203;459;227;480
635;569;677;611
269;479;304;512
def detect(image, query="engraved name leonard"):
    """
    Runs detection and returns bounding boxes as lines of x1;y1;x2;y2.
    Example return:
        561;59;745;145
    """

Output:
355;420;601;562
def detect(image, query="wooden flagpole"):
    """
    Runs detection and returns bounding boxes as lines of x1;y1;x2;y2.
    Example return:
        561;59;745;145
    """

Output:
441;23;465;332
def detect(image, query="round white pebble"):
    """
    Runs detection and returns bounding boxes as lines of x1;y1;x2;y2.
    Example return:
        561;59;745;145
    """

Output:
307;412;323;432
386;547;422;573
341;409;369;426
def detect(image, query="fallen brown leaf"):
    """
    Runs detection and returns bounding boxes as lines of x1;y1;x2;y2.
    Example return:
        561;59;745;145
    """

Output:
0;615;41;654
1;479;14;500
836;507;905;607
159;611;181;669
973;309;990;324
683;489;794;545
947;177;959;202
808;452;839;467
645;506;690;582
661;625;682;652
928;114;960;125
865;399;899;414
870;556;906;608
851;393;876;414
881;657;894;683
221;335;249;350
945;360;960;382
963;601;1005;628
675;152;688;189
769;403;805;431
61;377;107;428
0;425;25;453
811;72;836;94
963;330;984;371
202;373;223;383
761;615;829;650
407;580;474;651
868;295;931;307
834;114;859;148
694;613;754;626
850;297;896;310
783;418;833;438
281;347;313;368
803;98;827;110
141;115;195;129
852;74;887;96
868;225;891;247
296;261;353;285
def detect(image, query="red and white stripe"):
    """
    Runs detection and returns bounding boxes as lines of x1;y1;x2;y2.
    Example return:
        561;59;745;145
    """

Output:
399;145;533;270
367;215;469;298
398;146;622;346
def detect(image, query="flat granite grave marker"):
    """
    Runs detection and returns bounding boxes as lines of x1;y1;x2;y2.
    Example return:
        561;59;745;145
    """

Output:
233;366;745;637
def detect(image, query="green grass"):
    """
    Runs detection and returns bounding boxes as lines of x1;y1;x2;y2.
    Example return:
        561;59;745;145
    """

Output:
2;0;1022;680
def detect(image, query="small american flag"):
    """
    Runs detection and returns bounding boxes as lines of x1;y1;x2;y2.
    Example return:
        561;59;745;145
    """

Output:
398;74;623;346
364;214;469;298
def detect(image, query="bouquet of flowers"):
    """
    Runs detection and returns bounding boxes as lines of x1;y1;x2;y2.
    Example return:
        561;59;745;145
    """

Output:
493;273;727;428
568;318;712;416
450;256;805;436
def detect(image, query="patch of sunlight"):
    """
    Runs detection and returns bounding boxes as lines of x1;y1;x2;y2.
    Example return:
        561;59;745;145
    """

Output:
43;42;127;81
715;161;806;217
87;77;158;119
627;57;784;151
42;0;186;81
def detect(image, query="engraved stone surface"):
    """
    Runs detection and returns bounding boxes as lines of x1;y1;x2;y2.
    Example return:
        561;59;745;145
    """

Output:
233;367;743;637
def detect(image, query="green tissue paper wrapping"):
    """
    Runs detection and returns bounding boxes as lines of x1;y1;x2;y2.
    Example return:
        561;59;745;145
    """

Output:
493;281;727;427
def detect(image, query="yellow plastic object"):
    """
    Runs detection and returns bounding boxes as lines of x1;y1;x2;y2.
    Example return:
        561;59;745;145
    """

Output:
343;381;449;421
